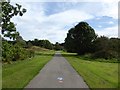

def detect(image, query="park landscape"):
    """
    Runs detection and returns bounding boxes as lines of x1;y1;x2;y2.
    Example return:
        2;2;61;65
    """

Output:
0;1;119;90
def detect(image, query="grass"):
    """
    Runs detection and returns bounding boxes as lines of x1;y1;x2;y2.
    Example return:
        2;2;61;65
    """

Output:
62;52;118;89
2;50;55;89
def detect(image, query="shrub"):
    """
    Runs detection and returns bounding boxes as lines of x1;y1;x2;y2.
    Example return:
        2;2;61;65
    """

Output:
2;41;35;63
2;41;14;63
92;50;118;59
27;49;35;58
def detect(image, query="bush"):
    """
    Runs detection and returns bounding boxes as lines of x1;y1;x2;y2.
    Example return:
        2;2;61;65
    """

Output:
2;41;35;63
92;50;118;59
2;41;14;63
27;49;35;58
12;43;29;60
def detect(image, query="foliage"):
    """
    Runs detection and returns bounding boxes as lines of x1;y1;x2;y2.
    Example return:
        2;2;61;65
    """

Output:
15;36;27;47
27;39;53;50
92;50;118;59
26;41;33;48
92;36;110;52
2;41;13;63
1;1;26;40
64;28;76;52
26;49;35;58
65;22;97;55
1;1;30;63
41;40;53;50
64;22;119;59
54;42;63;50
2;41;34;63
92;36;119;59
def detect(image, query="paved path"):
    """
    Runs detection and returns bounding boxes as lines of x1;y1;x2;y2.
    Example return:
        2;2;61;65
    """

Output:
25;52;89;88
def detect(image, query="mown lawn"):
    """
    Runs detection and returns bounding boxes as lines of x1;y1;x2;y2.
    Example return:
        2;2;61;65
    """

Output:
62;52;118;89
2;50;55;89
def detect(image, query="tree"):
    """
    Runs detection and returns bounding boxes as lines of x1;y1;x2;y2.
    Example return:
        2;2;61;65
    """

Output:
27;41;33;48
109;38;120;53
92;36;119;59
64;28;76;52
1;1;26;40
65;22;96;55
54;42;62;50
27;39;53;50
33;39;39;46
15;36;26;47
1;1;29;63
93;36;110;52
40;40;53;50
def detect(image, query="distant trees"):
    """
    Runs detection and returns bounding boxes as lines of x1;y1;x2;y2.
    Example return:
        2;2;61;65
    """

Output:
41;40;53;50
92;36;119;59
26;39;53;50
26;40;65;50
64;21;119;60
54;42;63;50
65;22;96;55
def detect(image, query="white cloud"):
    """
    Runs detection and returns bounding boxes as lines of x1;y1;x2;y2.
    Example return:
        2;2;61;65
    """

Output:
96;26;118;38
108;21;114;24
10;1;118;43
12;6;94;43
44;9;93;27
98;25;102;28
98;2;118;19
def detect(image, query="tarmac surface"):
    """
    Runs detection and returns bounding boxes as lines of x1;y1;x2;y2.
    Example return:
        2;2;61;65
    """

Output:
25;52;89;88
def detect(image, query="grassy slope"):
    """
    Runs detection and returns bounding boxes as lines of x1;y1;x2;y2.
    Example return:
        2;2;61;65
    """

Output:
2;50;55;89
62;52;118;88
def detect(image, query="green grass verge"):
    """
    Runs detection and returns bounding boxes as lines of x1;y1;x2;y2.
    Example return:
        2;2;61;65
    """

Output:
62;52;118;88
2;50;55;89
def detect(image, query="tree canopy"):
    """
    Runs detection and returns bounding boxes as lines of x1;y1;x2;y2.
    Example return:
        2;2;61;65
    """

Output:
65;22;97;55
27;39;53;50
1;1;26;40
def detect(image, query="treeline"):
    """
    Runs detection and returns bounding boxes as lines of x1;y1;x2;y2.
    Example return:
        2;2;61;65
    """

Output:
92;36;120;59
13;36;64;51
2;36;64;63
2;2;119;63
25;39;63;50
64;22;120;60
26;39;53;49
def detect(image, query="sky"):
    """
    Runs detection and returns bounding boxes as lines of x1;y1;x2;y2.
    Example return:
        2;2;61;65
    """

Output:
10;0;119;44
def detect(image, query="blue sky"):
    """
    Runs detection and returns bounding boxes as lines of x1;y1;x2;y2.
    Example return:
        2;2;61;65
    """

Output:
11;0;118;43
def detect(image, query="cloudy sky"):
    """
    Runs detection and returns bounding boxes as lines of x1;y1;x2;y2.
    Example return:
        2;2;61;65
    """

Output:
10;0;118;44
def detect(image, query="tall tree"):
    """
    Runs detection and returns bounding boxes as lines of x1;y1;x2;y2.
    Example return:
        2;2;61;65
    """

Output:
65;22;97;55
64;28;76;52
